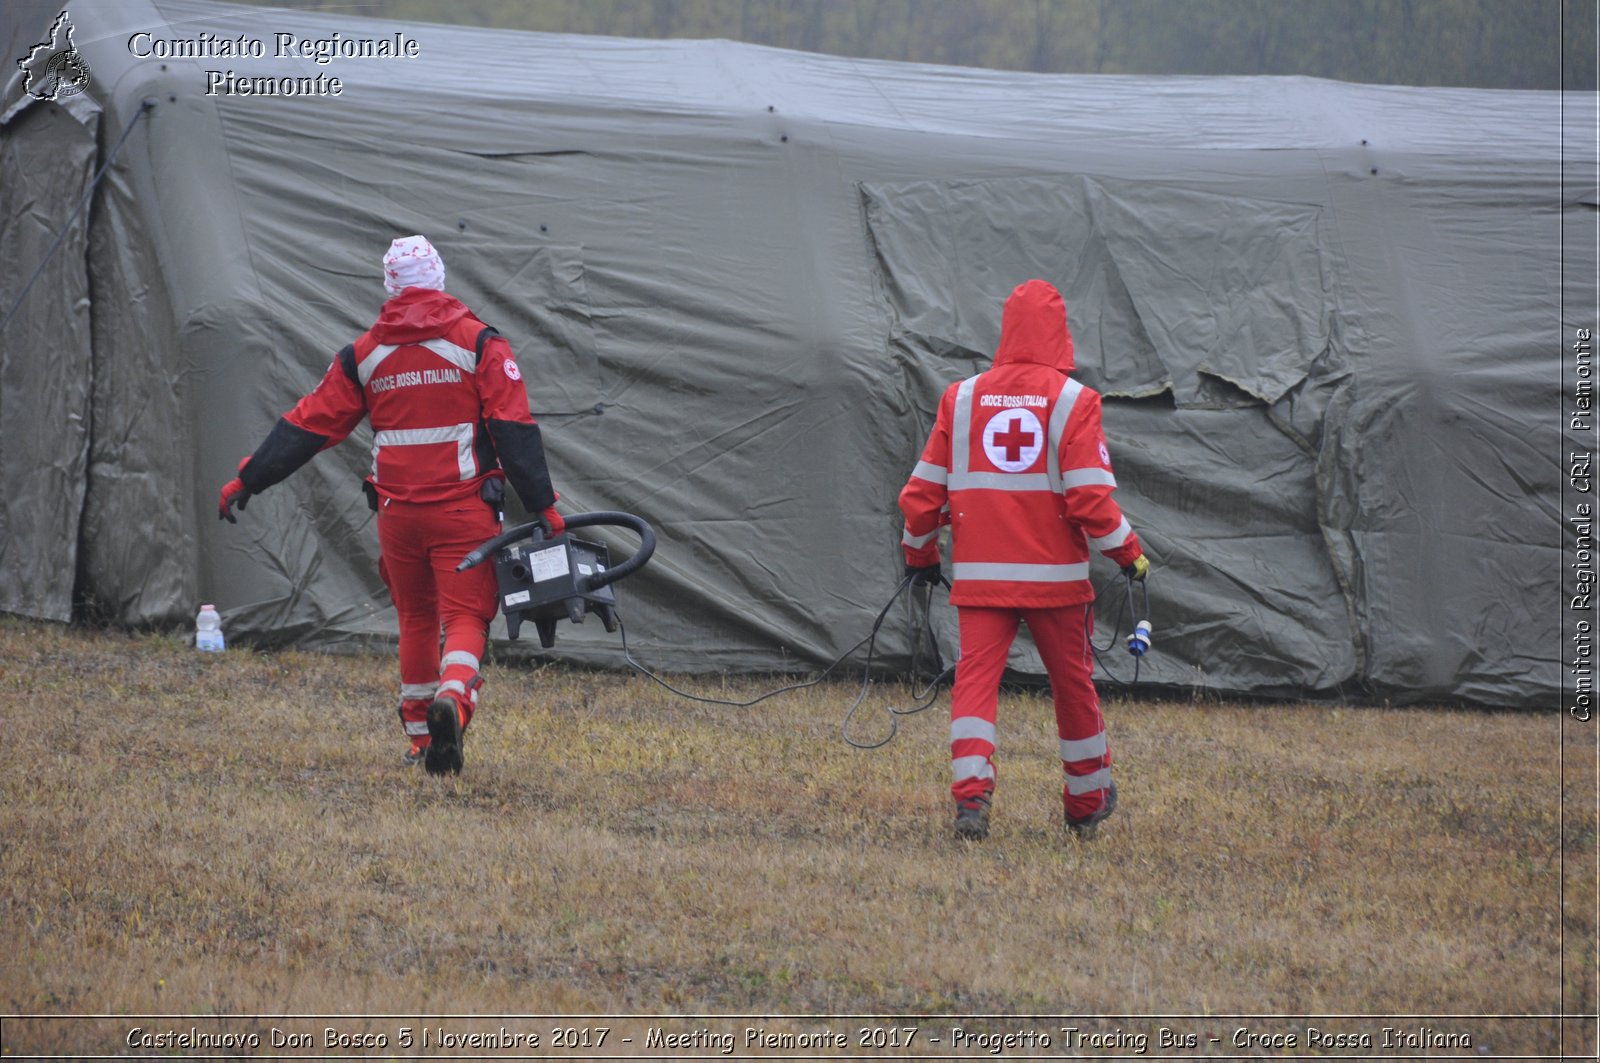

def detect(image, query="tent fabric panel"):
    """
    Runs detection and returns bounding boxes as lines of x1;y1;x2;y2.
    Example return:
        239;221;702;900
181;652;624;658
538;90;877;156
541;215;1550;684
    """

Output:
76;157;195;624
0;97;98;622
861;176;1336;408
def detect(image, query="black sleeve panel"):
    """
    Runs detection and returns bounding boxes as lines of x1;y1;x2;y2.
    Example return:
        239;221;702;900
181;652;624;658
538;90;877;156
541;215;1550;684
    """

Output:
475;326;499;362
337;344;359;387
486;418;556;513
240;417;328;494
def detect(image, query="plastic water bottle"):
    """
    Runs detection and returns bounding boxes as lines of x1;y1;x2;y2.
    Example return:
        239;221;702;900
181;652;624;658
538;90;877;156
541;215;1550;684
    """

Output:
195;604;225;652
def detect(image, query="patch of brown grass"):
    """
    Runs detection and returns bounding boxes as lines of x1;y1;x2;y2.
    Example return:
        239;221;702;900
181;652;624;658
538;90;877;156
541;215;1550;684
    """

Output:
0;616;1591;1057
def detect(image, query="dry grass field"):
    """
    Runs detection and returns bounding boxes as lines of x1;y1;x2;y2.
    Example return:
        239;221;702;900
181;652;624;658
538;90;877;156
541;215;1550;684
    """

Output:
0;615;1593;1058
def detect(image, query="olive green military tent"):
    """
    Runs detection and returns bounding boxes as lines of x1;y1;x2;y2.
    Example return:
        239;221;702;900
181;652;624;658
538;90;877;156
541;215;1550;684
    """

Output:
2;0;1592;708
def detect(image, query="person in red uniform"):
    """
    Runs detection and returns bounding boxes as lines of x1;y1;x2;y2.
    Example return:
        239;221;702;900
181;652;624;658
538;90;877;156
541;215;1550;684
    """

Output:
899;279;1150;840
218;235;564;776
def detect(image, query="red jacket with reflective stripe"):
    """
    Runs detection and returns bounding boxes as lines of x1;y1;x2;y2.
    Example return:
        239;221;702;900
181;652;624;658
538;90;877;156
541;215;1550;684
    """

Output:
898;280;1142;608
281;289;546;506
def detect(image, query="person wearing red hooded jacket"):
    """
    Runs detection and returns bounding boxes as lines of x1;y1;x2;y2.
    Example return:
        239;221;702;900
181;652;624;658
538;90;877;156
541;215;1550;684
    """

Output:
899;279;1149;840
218;235;565;776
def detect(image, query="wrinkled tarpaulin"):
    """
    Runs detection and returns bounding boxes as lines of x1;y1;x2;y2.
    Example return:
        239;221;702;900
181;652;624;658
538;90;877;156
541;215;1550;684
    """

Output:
0;0;1590;707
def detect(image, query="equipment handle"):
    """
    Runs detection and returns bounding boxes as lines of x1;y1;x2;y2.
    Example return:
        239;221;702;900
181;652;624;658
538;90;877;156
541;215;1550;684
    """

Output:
564;511;656;591
456;510;656;592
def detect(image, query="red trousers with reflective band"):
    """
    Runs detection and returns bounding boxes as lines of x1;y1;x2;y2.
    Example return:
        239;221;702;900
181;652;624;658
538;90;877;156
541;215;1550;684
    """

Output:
949;603;1113;820
376;496;500;745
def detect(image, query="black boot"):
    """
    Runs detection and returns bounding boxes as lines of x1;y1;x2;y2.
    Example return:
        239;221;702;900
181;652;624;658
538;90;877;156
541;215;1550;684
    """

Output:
953;794;992;840
1066;779;1117;839
423;697;464;776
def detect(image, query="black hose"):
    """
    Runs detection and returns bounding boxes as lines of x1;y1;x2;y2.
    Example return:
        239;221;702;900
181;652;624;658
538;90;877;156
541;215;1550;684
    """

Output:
456;511;656;593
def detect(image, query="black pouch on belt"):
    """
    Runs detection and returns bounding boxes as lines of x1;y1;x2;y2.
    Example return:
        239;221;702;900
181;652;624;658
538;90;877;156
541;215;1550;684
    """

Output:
479;477;505;519
362;480;379;512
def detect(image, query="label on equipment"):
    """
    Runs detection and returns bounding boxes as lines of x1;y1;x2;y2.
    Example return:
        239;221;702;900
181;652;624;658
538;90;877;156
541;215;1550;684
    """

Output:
529;545;570;582
504;590;531;606
577;563;593;576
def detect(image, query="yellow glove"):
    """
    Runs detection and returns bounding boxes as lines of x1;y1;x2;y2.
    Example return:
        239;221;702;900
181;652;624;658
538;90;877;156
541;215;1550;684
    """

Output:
1122;554;1150;582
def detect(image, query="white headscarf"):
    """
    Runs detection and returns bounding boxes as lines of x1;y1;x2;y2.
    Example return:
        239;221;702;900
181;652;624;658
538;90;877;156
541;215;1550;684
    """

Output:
382;235;446;296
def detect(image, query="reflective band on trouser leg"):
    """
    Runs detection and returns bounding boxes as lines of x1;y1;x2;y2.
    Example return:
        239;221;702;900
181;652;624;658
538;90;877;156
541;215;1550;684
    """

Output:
431;500;501;732
1064;767;1112;795
951;715;997;746
1059;732;1108;763
951;755;996;787
437;677;475;729
1021;604;1112;820
950;715;997;794
398;681;438;741
378;505;443;743
439;675;484;729
949;605;1019;801
441;650;480;672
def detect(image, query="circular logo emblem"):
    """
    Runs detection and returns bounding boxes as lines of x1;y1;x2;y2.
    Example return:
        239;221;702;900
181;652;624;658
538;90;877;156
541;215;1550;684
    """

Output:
1098;440;1111;466
504;359;523;382
981;408;1044;473
19;13;92;102
44;50;91;98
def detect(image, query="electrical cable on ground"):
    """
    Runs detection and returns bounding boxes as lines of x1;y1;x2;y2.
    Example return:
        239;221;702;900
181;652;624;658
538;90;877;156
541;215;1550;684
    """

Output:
613;574;955;742
840;577;954;749
616;568;1150;747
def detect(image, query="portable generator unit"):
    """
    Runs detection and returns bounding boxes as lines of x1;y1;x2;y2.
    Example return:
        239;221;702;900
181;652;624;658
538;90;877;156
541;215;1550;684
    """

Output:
457;511;656;648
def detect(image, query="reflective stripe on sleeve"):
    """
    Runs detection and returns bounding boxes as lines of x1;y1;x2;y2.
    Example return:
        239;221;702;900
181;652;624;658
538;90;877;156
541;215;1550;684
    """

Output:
953;561;1089;583
371;423;476;480
1088;517;1133;550
1065;767;1112;795
951;755;996;784
902;525;938;549
1059;732;1108;762
911;460;948;485
1063;468;1117;490
950;716;997;746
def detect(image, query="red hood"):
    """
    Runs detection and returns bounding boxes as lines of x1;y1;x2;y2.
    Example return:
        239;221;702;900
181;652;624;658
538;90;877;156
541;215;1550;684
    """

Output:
371;287;471;344
993;279;1074;372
